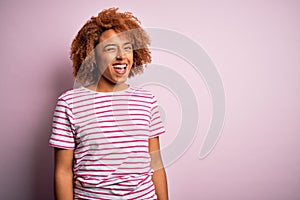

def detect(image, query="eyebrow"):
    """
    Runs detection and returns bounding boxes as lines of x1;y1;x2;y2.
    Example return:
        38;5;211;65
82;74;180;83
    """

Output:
103;42;132;48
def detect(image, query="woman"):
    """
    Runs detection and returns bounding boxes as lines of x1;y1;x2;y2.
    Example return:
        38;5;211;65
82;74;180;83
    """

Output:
49;7;169;199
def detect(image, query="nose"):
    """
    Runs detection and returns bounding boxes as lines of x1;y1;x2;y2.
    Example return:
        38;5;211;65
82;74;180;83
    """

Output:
116;47;126;60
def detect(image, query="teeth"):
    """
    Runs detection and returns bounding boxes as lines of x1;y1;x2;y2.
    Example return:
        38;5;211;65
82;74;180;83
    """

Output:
113;64;127;69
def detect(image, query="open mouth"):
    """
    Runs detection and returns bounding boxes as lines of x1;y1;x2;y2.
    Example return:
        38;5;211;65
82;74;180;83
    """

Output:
113;64;127;74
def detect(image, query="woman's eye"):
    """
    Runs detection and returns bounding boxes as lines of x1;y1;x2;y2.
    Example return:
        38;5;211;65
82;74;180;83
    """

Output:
124;45;133;51
105;47;117;52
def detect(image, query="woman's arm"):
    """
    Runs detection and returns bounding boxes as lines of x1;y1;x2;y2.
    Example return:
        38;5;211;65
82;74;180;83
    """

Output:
54;148;74;200
149;137;169;200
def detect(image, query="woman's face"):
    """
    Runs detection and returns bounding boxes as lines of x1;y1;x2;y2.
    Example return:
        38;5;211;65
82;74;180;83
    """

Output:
95;29;134;85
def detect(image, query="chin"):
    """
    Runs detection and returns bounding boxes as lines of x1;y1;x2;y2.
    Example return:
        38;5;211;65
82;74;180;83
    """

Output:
112;77;128;84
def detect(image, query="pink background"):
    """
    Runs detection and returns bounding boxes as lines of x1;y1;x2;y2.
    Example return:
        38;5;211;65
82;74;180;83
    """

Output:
1;0;300;199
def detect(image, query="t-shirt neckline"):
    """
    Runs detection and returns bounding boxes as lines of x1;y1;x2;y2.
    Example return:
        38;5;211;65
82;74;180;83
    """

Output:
80;84;132;94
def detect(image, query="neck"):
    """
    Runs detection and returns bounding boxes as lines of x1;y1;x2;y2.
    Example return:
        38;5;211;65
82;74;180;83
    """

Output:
91;77;129;92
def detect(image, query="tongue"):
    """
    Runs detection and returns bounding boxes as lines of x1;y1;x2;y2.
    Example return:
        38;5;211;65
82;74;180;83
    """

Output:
114;67;125;74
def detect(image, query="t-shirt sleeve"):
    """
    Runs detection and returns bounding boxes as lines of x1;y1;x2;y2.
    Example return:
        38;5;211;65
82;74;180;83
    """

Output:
49;97;75;149
149;94;166;138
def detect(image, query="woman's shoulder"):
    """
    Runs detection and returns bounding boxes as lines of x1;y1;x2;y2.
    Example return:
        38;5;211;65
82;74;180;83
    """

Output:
56;87;87;101
129;86;159;104
130;86;156;97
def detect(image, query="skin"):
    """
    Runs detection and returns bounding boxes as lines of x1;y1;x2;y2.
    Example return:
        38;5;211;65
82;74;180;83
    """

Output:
54;148;73;200
54;29;169;199
149;137;169;200
91;29;134;92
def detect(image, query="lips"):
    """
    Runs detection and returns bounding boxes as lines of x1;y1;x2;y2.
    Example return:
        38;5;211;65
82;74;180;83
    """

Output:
113;63;127;74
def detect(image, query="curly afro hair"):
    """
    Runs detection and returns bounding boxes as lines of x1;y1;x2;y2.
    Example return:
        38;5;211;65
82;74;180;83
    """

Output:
70;7;151;86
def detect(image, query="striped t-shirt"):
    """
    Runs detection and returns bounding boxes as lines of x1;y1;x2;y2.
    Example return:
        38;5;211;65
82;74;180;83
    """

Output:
49;86;165;200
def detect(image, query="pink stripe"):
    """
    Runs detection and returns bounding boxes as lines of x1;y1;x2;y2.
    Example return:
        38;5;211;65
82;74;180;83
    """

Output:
79;168;115;172
75;128;149;141
75;186;138;198
76;115;150;126
50;137;74;144
74;104;150;115
76;112;150;122
78;122;148;133
79;163;121;167
56;103;72;113
63;94;92;103
128;187;155;200
72;96;96;105
150;131;165;137
52;126;72;134
53;115;67;121
127;178;155;197
80;137;148;146
82;156;126;161
74;93;152;103
49;143;74;150
76;150;148;160
73;100;98;110
151;104;158;111
54;110;74;120
122;161;149;164
74;190;112;200
60;89;88;100
151;126;164;132
53;116;75;126
53;120;70;127
72;93;152;106
76;145;148;153
149;121;162;127
118;166;149;170
76;141;148;151
91;107;149;115
77;138;148;146
80;133;148;142
150;116;160;123
78;123;148;134
51;131;74;139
